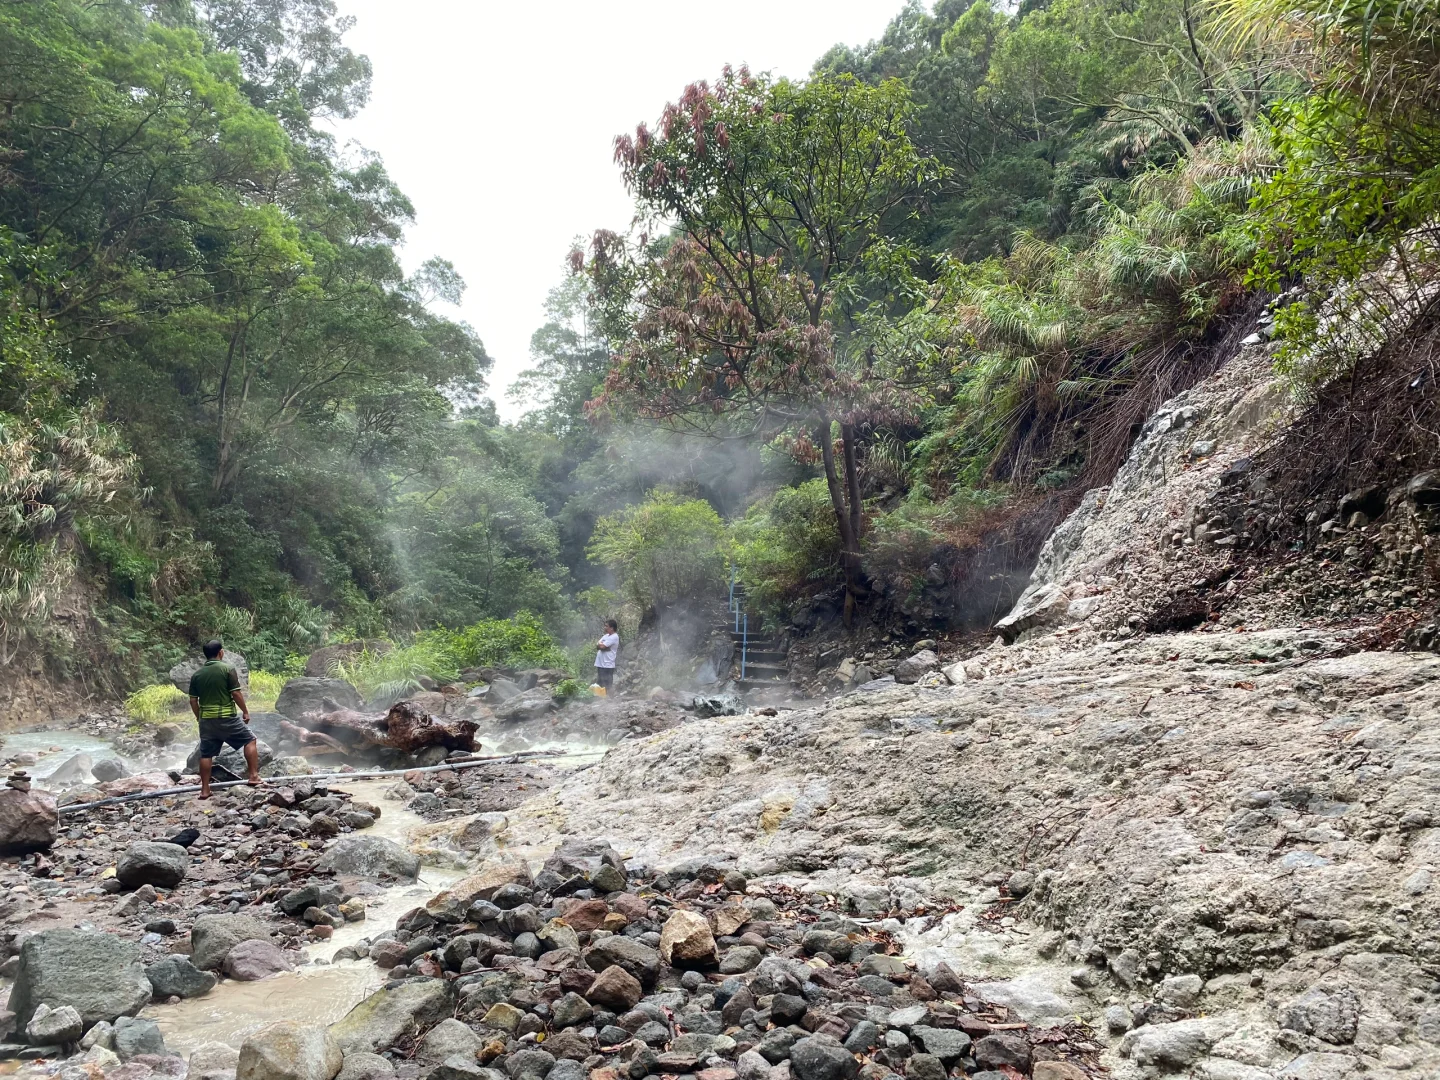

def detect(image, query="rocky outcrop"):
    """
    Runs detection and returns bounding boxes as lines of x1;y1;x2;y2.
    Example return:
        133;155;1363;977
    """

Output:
501;626;1440;1078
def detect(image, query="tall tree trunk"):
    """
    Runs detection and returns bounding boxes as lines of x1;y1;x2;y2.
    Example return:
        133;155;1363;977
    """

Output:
818;421;866;627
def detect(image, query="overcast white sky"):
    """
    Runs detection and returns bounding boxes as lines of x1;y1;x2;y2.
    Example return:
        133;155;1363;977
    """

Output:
332;0;904;419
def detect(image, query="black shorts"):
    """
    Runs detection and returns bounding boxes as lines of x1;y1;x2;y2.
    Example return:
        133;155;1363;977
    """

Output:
594;667;615;689
199;717;255;760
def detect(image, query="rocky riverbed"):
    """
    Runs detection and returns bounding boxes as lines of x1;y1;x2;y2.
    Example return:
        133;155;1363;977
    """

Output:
0;620;1434;1080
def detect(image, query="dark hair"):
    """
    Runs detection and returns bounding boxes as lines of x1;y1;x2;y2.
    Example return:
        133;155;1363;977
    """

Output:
202;639;224;659
604;619;618;631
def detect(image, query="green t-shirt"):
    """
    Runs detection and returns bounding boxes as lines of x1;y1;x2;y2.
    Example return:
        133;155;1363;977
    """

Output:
188;660;240;719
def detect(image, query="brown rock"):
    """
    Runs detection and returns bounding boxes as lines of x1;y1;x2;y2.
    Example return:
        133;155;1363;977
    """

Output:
561;899;611;933
224;940;296;981
660;910;717;967
710;904;748;937
698;1069;737;1080
0;788;57;854
546;1030;594;1060
601;913;629;933
585;965;643;1012
428;856;533;910
609;893;649;921
1033;1064;1088;1080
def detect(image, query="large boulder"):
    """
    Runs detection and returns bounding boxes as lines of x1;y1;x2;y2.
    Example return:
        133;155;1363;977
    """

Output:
329;979;452;1055
993;583;1070;643
116;841;189;891
171;650;249;692
8;929;152;1029
316;836;419;882
237;1020;343;1080
0;788;57;854
190;913;274;971
145;956;216;1000
275;677;362;720
45;753;94;786
494;689;555;723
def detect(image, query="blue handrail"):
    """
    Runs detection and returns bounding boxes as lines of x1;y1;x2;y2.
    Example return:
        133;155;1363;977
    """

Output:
741;613;748;680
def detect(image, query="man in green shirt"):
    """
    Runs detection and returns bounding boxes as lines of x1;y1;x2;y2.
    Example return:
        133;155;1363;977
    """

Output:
187;638;260;797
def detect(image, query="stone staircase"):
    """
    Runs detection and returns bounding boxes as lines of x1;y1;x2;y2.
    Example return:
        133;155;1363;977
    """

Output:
726;582;789;693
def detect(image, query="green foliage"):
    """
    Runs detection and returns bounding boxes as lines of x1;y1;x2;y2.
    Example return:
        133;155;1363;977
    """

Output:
587;493;727;612
552;678;586;701
124;683;189;725
445;612;571;671
731;480;843;620
246;670;289;708
336;638;460;701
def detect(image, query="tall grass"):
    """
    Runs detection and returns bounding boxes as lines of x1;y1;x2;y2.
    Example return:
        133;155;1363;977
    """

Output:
124;683;188;725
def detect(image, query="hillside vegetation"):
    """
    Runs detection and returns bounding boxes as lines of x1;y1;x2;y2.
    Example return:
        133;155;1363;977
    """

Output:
3;0;1437;695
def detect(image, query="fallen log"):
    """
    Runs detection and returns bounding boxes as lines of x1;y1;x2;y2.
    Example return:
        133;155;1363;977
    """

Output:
295;698;478;754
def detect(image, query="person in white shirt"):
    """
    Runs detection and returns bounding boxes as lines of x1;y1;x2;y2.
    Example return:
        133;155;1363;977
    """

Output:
594;619;620;693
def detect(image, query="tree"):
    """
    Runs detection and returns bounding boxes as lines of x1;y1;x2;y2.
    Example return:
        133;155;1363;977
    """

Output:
587;68;944;623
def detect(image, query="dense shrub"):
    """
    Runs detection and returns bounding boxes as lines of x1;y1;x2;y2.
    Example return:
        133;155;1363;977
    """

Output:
731;480;843;621
587;492;727;612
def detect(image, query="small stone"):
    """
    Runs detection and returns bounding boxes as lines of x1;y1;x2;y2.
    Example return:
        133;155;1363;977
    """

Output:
905;1055;946;1080
1104;1004;1132;1033
484;1002;524;1032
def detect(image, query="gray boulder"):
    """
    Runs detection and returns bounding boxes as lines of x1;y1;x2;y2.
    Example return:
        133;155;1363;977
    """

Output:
26;1003;83;1046
116;841;189;890
911;1026;973;1062
275;677;362;720
316;835;420;881
993;583;1070;643
114;1015;167;1060
237;1020;343;1080
8;929;152;1029
146;956;217;999
494;689;555;723
893;650;940;684
0;787;57;854
190;913;274;971
45;753;94;786
171;650;249;692
584;935;661;987
91;758;130;783
329;979;452;1055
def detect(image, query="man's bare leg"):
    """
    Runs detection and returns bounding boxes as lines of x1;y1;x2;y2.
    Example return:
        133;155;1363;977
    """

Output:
198;758;213;799
243;740;262;785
